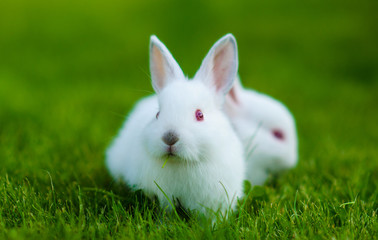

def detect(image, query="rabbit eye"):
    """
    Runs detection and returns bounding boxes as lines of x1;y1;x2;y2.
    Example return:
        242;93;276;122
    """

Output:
272;129;284;141
156;111;160;119
195;109;204;121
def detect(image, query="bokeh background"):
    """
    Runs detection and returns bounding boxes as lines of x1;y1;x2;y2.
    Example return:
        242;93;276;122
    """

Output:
0;0;377;228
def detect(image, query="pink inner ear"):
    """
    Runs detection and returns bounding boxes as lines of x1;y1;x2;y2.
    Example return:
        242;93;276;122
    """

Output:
228;86;239;104
272;129;285;141
152;46;166;88
212;44;233;92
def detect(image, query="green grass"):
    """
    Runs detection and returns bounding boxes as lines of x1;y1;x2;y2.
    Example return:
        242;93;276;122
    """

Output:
0;0;377;239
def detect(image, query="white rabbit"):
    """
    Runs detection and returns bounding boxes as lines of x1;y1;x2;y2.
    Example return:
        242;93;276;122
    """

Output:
224;76;298;186
106;34;245;217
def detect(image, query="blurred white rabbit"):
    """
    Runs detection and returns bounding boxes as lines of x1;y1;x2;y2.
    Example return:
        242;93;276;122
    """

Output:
106;34;245;217
224;76;298;186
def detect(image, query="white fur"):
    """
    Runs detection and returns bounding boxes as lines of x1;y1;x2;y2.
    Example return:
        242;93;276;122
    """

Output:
225;76;298;185
106;34;245;217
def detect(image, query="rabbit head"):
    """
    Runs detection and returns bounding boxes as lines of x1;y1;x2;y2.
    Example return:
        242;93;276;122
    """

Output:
143;34;238;163
225;76;298;174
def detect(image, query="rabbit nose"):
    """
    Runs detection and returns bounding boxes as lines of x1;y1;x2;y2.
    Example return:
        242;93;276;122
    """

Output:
162;131;179;146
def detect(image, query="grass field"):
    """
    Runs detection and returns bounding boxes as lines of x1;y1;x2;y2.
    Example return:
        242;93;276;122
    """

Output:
0;0;377;239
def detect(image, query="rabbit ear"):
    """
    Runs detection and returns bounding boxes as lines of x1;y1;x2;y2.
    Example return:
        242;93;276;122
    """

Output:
194;34;238;96
229;75;243;104
150;35;185;93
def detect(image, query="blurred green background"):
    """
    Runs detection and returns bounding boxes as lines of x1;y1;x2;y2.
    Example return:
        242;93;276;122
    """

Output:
0;0;377;206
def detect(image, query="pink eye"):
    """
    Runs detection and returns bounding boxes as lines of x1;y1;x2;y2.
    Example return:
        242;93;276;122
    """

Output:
272;129;285;141
195;109;204;121
156;111;160;119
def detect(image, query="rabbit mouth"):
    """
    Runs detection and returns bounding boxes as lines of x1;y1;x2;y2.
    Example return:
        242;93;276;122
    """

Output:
166;153;176;157
163;145;186;159
162;150;178;160
160;145;198;162
166;146;176;156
